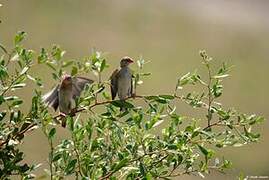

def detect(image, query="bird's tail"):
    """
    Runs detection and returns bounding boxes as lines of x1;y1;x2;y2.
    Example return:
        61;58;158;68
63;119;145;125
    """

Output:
61;118;66;128
120;99;127;112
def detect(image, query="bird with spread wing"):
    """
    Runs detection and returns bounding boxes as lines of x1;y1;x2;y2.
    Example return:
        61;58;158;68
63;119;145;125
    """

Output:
42;74;94;127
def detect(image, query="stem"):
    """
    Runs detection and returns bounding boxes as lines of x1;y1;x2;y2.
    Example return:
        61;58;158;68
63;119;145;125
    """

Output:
203;120;221;130
94;72;102;104
72;133;83;177
0;44;8;54
206;63;213;128
203;121;242;131
0;123;37;148
0;92;211;150
0;94;209;149
49;139;54;180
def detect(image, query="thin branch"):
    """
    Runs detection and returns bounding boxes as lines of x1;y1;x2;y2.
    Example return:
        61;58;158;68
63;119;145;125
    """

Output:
49;139;54;180
0;93;205;149
206;63;213;127
203;120;222;130
0;44;8;54
72;133;83;177
159;169;198;179
203;120;243;131
0;123;38;148
52;95;145;119
0;65;31;96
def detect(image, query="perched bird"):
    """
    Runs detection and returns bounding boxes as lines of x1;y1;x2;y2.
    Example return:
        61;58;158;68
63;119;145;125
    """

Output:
110;57;134;111
42;74;94;127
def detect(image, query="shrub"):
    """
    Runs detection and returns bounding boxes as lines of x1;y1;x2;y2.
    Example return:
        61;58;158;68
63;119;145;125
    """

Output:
0;32;264;179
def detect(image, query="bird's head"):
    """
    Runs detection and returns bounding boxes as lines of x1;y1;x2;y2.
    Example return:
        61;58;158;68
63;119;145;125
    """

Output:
61;74;72;86
120;56;134;67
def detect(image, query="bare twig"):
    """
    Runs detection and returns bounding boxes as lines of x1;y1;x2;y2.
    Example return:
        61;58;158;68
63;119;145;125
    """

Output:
205;63;213;127
49;139;54;180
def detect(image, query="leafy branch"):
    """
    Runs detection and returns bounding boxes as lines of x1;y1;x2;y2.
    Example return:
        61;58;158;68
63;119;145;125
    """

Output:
0;32;264;180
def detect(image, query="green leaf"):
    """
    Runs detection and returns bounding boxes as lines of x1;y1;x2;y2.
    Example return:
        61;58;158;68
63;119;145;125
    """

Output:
48;128;56;139
249;116;264;125
100;59;106;72
52;72;59;80
222;159;232;169
140;72;151;76
46;62;57;71
178;71;202;88
212;82;223;98
111;100;134;109
0;111;7;121
11;83;26;90
67;116;74;131
71;66;78;76
62;61;73;68
145;96;159;101
113;158;129;172
238;172;246;180
152;119;164;128
156;97;168;104
170;113;183;126
213;74;229;79
52;153;62;162
159;95;175;100
14;31;26;45
145;172;153;180
65;159;77;175
27;74;43;86
0;95;5;105
38;48;48;63
51;45;65;61
0;64;9;79
11;99;23;107
20;66;29;75
198;145;208;156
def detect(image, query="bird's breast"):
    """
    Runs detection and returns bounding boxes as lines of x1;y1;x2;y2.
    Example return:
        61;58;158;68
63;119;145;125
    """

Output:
59;86;73;113
117;68;132;99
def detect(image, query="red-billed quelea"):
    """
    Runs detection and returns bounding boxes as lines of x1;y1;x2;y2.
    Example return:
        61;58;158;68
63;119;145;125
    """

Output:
42;74;94;127
110;57;134;111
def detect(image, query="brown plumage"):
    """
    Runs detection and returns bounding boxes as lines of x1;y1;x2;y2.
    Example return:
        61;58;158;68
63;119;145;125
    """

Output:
42;74;94;127
110;57;134;111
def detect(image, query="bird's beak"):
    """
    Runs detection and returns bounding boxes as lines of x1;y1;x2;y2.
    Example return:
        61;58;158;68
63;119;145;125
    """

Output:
128;59;134;63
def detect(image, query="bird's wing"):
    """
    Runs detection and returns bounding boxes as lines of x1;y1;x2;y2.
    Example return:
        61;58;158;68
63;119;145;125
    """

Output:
110;69;119;100
130;77;133;95
72;77;94;98
130;70;134;95
42;85;59;111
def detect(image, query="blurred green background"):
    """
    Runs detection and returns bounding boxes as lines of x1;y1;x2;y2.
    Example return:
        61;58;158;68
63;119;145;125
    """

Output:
1;0;269;179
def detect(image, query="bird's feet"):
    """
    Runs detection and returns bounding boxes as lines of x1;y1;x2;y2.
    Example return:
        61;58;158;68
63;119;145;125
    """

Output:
70;108;77;116
131;93;136;99
59;112;67;117
57;112;67;128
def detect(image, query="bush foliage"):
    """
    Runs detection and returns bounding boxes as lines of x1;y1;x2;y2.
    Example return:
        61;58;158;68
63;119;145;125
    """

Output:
0;32;264;179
